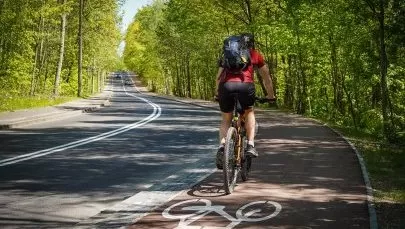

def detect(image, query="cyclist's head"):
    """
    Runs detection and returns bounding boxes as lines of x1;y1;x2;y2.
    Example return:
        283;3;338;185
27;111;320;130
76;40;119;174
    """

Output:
241;33;255;49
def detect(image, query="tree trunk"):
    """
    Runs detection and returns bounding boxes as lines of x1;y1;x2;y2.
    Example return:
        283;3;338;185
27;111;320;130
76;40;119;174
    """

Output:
78;0;84;97
343;74;358;128
30;33;41;95
296;30;307;114
284;55;294;109
290;12;307;114
272;52;278;96
243;0;253;25
329;35;344;114
186;53;191;98
377;0;392;140
54;0;67;97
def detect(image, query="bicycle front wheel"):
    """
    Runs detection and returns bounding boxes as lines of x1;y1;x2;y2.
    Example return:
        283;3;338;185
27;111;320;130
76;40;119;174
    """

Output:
223;127;238;194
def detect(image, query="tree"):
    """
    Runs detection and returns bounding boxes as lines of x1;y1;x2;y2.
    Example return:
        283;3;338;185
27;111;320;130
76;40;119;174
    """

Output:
77;0;83;97
122;0;404;142
54;0;68;96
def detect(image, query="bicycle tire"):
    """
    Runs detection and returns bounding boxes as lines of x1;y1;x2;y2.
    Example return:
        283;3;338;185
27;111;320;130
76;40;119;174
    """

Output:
240;153;251;182
223;127;238;194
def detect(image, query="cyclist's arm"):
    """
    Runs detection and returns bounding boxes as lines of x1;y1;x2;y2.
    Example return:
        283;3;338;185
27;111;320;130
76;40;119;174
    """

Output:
215;67;224;95
258;64;276;100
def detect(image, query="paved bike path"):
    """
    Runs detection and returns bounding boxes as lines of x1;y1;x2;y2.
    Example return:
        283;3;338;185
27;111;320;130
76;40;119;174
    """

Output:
130;109;370;228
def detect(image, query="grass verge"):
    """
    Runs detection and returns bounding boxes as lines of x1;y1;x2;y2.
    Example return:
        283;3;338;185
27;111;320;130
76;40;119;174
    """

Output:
331;125;405;229
0;96;76;112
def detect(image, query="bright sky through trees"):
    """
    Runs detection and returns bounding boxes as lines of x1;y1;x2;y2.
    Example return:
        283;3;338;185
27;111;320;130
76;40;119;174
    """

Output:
118;0;151;55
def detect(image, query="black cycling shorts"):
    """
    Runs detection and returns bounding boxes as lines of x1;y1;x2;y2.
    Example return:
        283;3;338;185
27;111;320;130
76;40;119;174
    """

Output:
218;82;255;113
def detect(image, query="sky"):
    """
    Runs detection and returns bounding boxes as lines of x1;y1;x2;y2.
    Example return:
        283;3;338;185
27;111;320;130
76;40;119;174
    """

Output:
118;0;151;55
120;0;151;33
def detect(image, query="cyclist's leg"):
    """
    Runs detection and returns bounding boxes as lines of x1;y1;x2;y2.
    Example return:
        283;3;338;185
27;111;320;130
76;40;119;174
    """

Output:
245;109;258;157
244;108;255;143
220;112;233;145
239;83;257;157
216;112;232;169
217;83;235;169
218;82;236;145
239;83;255;142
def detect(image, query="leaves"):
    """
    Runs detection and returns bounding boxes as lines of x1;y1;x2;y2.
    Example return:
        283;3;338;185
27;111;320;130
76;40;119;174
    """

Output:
123;0;404;142
0;0;122;97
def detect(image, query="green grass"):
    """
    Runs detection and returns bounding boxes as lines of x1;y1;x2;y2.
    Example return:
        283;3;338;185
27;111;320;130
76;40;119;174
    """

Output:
0;96;76;112
330;124;405;202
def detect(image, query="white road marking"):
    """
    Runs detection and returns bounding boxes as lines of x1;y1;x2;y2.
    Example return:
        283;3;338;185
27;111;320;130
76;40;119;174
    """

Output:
0;85;161;167
162;199;282;228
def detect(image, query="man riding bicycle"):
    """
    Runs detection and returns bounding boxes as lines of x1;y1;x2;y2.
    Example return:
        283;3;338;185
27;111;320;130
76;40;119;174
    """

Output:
215;33;275;169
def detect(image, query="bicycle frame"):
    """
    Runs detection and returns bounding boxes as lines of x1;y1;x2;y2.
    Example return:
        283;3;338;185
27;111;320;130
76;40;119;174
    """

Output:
231;96;246;167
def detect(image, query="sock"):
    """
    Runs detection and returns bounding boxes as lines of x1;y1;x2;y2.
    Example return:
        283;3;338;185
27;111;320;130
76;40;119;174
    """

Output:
248;141;254;147
220;138;226;145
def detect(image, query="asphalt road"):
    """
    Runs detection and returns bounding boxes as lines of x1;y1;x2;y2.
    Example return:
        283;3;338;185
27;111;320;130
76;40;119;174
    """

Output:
0;73;372;228
0;74;220;228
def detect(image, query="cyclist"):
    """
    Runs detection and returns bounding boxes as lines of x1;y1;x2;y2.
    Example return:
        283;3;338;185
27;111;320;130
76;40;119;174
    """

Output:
215;33;275;169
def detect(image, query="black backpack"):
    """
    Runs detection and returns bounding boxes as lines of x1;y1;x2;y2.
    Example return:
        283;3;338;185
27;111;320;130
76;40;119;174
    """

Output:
222;35;251;74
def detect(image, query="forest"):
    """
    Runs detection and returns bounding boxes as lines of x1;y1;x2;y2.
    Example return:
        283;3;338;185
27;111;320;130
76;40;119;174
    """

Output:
0;0;122;101
123;0;404;144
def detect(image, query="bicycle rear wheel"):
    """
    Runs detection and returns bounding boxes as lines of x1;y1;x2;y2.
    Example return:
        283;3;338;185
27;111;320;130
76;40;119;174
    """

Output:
223;127;238;194
240;135;251;181
241;155;252;181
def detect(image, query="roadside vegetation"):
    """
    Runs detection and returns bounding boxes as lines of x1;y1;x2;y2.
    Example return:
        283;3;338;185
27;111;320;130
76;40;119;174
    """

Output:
0;96;75;112
0;0;123;109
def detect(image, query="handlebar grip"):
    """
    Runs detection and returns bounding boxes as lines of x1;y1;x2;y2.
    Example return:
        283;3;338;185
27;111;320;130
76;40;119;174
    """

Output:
256;97;276;103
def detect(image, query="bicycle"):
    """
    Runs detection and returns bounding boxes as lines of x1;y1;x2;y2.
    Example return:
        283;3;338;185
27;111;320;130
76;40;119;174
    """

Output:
221;95;275;194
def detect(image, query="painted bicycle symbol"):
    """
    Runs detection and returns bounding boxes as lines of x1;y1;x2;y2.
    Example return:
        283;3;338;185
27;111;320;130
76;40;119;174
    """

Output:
162;198;282;228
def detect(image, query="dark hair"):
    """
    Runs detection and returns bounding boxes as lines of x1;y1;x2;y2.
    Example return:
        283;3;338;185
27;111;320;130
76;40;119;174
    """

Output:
240;33;255;49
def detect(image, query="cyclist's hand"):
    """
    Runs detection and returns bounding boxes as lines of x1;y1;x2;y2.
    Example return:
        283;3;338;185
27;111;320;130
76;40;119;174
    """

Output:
264;96;277;108
266;96;276;103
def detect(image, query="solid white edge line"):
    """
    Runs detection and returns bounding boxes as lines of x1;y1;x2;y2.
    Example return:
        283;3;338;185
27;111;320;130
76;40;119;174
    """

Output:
0;84;162;167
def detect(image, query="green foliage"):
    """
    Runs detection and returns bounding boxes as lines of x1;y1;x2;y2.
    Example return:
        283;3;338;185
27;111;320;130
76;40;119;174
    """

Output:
123;0;404;142
0;0;122;104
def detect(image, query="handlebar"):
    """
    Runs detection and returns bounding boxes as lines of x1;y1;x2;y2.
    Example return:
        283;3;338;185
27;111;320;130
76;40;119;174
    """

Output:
255;97;276;104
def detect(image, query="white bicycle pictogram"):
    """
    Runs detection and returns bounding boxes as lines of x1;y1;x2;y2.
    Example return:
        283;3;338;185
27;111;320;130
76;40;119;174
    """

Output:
162;198;282;228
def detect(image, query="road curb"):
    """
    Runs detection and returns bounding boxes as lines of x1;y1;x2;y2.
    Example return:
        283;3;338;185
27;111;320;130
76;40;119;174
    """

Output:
0;96;112;130
0;110;84;130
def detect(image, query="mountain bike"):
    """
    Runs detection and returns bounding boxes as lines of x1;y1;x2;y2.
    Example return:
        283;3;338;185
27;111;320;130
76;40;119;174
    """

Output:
222;95;275;194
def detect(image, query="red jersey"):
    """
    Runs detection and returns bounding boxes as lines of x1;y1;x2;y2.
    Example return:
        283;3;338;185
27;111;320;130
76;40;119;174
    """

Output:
219;49;265;83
